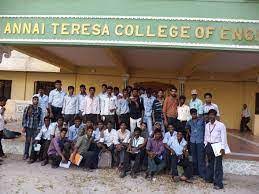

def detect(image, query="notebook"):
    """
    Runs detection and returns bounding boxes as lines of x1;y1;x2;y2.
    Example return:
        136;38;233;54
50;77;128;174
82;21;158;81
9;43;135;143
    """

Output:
211;142;231;157
69;153;83;166
59;161;71;169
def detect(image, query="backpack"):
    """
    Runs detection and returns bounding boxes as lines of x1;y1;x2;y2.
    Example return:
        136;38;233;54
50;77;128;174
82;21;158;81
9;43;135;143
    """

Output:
98;150;112;169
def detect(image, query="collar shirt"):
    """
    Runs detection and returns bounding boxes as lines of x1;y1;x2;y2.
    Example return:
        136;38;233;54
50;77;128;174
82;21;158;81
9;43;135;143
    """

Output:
168;137;187;156
35;123;54;141
131;136;145;147
117;129;131;143
36;94;49;112
203;103;220;116
146;138;164;156
0;106;5;131
92;128;101;142
177;104;191;121
204;120;228;151
62;95;79;114
100;94;117;115
99;128;119;147
116;98;129;115
77;93;87;112
162;131;177;145
152;99;164;122
242;108;250;118
83;95;100;115
48;89;66;108
163;96;179;118
143;96;156;117
68;124;83;141
189;98;203;115
50;122;67;138
22;105;43;130
186;118;205;143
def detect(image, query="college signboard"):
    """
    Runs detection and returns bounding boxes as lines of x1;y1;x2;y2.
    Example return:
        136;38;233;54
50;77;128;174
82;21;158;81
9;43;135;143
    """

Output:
0;15;259;51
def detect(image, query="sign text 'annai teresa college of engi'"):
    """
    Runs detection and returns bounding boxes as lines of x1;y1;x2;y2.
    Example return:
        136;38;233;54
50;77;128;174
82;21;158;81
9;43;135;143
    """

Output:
0;16;259;51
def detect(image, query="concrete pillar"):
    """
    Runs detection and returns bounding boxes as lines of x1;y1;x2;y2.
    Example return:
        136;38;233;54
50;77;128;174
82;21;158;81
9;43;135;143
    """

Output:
122;73;130;89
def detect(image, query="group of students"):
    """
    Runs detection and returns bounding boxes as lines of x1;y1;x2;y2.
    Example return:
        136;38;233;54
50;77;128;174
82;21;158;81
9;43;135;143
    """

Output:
0;80;229;190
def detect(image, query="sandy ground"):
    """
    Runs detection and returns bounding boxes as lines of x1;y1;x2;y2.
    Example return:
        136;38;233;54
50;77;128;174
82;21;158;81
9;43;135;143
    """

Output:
0;155;259;194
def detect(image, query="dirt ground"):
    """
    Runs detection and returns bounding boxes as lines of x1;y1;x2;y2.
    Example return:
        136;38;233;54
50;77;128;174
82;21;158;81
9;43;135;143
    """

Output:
0;155;259;194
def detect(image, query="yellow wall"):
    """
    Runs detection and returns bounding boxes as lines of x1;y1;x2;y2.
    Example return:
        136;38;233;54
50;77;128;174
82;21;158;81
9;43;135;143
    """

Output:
0;70;258;133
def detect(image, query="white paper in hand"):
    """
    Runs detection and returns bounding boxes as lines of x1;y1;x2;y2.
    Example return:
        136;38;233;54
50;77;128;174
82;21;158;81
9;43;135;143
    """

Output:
211;142;231;157
59;161;71;169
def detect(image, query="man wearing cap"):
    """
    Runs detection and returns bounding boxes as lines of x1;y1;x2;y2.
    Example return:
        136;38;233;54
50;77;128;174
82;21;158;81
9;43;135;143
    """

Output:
189;89;203;116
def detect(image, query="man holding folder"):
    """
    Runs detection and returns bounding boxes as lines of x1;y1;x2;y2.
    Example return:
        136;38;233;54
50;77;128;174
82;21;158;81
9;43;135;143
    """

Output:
204;109;230;190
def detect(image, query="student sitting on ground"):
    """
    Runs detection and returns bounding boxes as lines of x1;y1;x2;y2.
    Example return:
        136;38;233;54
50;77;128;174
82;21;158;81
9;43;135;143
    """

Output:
99;121;119;166
68;116;84;142
28;116;54;165
146;128;166;180
71;126;99;170
120;127;145;178
169;131;192;182
92;120;105;143
50;116;65;139
163;124;177;172
47;128;71;168
78;119;93;137
115;122;130;168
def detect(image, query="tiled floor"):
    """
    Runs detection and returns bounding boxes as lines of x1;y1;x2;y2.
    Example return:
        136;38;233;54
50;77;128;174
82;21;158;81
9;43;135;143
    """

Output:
226;129;259;161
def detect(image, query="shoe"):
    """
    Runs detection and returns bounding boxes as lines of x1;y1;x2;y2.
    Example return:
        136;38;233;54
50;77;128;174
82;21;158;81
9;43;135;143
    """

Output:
27;159;35;164
119;171;126;178
23;154;29;160
130;172;137;179
213;185;223;190
145;172;150;179
41;160;48;166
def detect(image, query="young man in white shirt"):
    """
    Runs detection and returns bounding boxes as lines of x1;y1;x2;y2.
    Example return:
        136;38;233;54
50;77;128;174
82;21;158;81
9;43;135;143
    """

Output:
49;80;66;122
203;93;220;119
115;122;131;168
35;87;49;121
83;87;100;125
204;109;229;190
100;86;117;128
240;103;251;132
177;95;191;137
120;127;145;178
77;84;87;118
62;86;79;127
28;116;54;165
0;96;7;160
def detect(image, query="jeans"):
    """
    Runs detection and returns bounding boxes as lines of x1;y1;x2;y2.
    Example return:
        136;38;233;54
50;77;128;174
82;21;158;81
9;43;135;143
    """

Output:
167;117;178;131
80;150;99;169
114;146;126;166
84;114;99;125
64;114;75;127
51;106;62;122
240;117;250;132
130;117;141;133
143;116;153;137
102;115;115;128
171;154;192;178
118;113;130;129
190;142;206;178
24;128;38;156
148;157;166;174
122;150;143;173
205;143;223;188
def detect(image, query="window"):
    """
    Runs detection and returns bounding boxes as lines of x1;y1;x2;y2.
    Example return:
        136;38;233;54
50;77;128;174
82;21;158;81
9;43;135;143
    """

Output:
0;80;12;99
34;81;55;95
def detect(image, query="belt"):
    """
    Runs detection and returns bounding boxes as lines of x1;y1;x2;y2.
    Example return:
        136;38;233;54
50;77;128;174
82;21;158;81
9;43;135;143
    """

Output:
179;120;187;122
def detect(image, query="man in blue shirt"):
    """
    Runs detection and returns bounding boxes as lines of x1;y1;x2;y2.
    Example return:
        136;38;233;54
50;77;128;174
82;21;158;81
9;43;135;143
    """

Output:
68;116;83;142
189;89;203;116
185;108;206;179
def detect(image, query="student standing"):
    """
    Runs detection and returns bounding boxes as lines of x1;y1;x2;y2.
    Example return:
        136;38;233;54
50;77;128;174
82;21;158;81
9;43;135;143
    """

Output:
152;89;165;133
143;88;156;136
189;89;203;116
203;93;220;119
168;131;192;182
129;88;144;132
62;86;79;126
146;129;166;180
240;104;251;132
83;87;100;125
177;95;191;136
22;96;43;160
100;86;117;128
35;87;49;120
116;89;130;129
185;108;206;179
204;109;229;190
0;96;7;159
48;128;71;168
163;86;179;128
49;80;66;122
77;84;87;118
28;116;53;165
